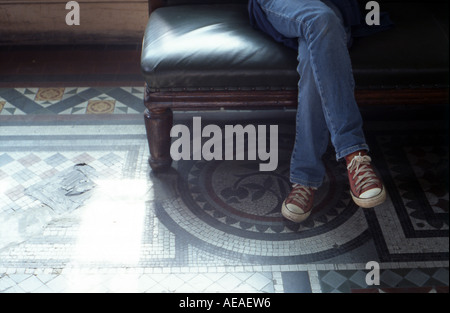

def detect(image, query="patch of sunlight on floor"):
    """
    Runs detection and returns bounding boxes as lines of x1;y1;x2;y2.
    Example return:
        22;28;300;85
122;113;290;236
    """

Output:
72;178;149;265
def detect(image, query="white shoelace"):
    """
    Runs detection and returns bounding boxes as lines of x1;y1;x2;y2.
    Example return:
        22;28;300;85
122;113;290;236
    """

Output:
346;154;378;194
289;184;314;207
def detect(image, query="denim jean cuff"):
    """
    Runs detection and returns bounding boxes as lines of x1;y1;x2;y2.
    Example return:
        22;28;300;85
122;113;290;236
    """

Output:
335;144;370;161
289;175;323;189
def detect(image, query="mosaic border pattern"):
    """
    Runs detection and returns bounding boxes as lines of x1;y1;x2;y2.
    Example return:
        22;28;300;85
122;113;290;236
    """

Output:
0;92;448;293
152;123;448;266
0;87;144;115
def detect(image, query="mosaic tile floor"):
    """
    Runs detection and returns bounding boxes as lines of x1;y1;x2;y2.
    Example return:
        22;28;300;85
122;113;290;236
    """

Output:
0;87;144;115
0;87;448;293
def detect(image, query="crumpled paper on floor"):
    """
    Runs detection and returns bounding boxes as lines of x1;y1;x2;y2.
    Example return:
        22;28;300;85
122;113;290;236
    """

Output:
0;163;97;251
25;163;97;214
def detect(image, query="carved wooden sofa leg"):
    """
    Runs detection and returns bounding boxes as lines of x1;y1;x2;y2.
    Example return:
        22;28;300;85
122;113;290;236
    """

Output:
143;89;173;172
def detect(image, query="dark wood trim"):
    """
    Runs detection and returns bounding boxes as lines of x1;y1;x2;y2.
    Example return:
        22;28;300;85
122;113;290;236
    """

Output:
145;90;298;110
355;88;449;106
144;88;449;110
142;83;448;171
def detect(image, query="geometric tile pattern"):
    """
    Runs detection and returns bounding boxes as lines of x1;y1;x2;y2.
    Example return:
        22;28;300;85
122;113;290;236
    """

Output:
0;88;448;293
0;87;144;115
153;124;448;266
363;131;449;263
1;270;276;293
318;268;449;293
0;150;128;215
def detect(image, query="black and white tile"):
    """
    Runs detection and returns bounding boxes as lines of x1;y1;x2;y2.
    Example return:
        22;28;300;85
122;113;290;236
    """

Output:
0;87;448;293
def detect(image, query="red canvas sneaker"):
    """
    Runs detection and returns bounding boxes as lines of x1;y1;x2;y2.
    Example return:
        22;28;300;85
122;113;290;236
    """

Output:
345;151;386;208
282;184;317;223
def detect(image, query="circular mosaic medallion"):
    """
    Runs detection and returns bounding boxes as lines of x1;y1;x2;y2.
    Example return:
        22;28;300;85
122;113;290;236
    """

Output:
157;124;370;263
178;150;354;238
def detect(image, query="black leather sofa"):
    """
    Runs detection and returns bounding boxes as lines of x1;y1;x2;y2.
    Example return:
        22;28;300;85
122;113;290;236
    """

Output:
140;0;449;172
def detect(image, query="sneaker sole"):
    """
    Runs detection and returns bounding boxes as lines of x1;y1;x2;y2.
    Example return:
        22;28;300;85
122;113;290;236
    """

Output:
281;200;311;223
351;185;387;208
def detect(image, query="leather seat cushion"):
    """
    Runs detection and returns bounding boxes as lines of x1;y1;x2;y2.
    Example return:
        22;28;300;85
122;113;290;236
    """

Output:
141;3;448;92
350;2;449;89
141;4;298;92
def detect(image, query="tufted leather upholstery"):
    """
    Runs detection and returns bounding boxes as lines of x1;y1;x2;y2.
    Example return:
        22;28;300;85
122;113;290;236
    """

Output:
141;1;449;92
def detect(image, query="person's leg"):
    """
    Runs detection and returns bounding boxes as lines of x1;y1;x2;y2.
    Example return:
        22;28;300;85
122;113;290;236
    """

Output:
256;0;385;222
257;0;369;184
289;38;329;188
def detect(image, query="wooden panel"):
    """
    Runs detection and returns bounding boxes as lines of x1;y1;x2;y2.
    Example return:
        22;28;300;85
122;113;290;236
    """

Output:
145;88;449;110
0;0;149;45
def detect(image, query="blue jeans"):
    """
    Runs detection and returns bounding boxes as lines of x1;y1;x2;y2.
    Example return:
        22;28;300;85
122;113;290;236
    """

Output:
257;0;369;188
